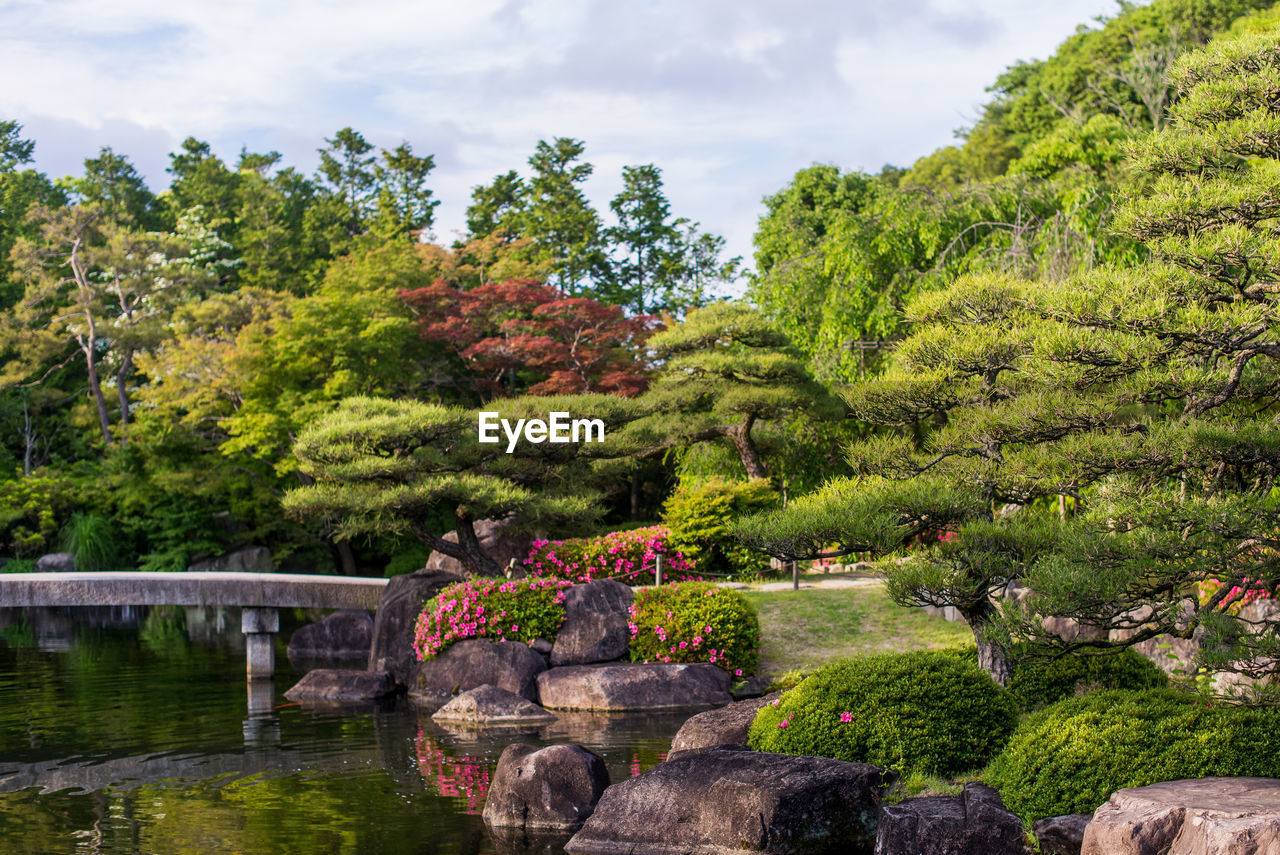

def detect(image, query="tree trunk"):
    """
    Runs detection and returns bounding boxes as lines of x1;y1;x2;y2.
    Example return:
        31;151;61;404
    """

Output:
730;413;768;480
970;620;1013;686
410;517;503;577
334;539;357;575
116;348;134;431
82;341;114;445
630;470;641;521
21;395;35;477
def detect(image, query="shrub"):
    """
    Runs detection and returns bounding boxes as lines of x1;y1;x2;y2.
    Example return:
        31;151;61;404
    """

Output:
661;478;779;578
0;471;73;558
947;645;1168;711
986;689;1280;821
385;544;432;577
628;582;759;677
59;512;117;571
527;525;695;585
414;577;573;660
748;651;1017;776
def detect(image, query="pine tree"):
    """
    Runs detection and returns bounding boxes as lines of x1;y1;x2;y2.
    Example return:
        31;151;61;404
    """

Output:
740;26;1280;693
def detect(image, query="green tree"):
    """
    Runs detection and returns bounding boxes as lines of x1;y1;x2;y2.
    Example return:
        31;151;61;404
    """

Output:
739;27;1280;692
65;147;157;227
466;169;527;240
370;142;439;239
283;393;642;576
523;137;607;296
316;127;377;237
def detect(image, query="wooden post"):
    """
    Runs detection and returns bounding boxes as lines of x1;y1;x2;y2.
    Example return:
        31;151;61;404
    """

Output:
792;561;799;590
655;553;663;586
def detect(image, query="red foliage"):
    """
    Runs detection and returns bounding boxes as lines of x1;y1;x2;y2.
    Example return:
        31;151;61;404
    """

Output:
402;278;656;399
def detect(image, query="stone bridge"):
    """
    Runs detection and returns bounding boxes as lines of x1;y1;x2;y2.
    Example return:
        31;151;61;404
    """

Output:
0;571;388;679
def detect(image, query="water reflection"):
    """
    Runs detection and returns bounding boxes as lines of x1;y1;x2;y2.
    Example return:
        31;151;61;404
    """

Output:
0;607;684;855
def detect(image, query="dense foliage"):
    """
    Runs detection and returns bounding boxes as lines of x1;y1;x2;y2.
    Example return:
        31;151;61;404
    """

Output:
661;478;779;578
748;651;1016;775
950;645;1168;711
526;525;694;585
413;577;573;659
740;24;1280;693
986;689;1280;820
628;582;759;677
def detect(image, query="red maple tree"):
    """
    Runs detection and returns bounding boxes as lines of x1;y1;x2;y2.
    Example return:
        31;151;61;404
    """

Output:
401;278;655;400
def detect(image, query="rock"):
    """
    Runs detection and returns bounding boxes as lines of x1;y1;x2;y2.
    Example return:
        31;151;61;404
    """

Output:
368;569;462;684
35;552;75;572
424;518;531;576
432;684;556;725
537;663;730;711
1082;777;1280;855
486;826;577;855
1034;813;1091;855
875;783;1031;855
411;639;547;702
186;546;273;573
565;746;893;855
483;743;610;831
668;692;780;757
550;579;634;666
287;609;373;670
731;674;772;699
283;669;397;703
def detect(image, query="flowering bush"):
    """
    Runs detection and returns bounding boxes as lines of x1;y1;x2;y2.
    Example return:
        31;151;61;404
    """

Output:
748;651;1016;776
414;577;573;660
526;525;695;585
1197;576;1277;613
628;582;759;677
661;478;778;578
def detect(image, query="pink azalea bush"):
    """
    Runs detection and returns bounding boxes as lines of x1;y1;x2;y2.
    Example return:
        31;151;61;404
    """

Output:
414;577;573;660
628;581;759;677
526;525;696;585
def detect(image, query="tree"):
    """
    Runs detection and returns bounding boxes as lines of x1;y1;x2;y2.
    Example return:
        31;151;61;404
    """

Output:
66;147;157;227
370;142;439;239
739;27;1280;693
0;121;62;309
317;127;377;236
401;278;653;402
523;138;607;296
282;393;643;576
466;169;526;239
639;302;839;480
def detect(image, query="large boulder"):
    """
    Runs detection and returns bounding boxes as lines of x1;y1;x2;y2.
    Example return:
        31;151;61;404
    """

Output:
368;569;462;684
565;746;893;855
283;669;397;703
432;684;556;726
425;518;531;576
669;692;781;757
34;552;75;572
1033;814;1091;855
537;663;730;711
287;609;373;670
483;743;610;832
875;783;1031;855
1082;777;1280;855
411;639;547;703
550;579;634;666
186;546;272;573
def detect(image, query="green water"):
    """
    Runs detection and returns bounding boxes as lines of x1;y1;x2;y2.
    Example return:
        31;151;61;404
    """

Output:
0;608;681;855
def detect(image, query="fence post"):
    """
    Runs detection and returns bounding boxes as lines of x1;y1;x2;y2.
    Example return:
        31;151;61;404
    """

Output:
655;553;663;586
792;560;799;591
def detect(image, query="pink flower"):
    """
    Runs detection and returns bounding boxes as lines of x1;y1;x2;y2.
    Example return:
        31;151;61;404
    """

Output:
840;712;853;723
734;669;743;677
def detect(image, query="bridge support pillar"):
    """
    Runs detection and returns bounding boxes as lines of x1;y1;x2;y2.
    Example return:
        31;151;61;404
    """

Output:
242;607;279;680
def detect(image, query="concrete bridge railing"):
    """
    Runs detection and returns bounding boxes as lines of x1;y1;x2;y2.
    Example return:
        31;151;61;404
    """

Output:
0;571;388;679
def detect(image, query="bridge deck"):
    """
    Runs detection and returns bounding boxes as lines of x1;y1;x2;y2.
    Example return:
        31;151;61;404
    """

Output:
0;571;387;610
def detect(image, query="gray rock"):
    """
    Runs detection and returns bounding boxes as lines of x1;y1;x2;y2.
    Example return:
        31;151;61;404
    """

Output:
287;609;373;670
412;639;547;702
35;553;76;572
669;692;780;757
486;826;577;855
1033;813;1091;855
425;518;531;576
565;746;893;855
283;669;397;703
186;546;273;573
483;743;610;831
432;684;556;725
537;663;730;711
550;579;634;666
1082;777;1280;855
875;783;1031;855
368;569;462;684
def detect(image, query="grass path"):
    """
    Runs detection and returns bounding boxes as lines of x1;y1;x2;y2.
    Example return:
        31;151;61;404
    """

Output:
742;581;972;677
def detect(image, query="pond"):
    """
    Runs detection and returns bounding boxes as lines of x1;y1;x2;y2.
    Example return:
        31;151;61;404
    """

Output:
0;606;682;855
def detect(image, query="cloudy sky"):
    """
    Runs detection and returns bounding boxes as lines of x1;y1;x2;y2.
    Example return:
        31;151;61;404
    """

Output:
1;0;1124;273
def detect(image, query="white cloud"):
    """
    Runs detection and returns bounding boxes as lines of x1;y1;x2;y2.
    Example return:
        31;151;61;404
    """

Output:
2;0;1123;270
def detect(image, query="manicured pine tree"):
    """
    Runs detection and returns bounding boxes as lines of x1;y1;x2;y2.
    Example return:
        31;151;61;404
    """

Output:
739;27;1280;692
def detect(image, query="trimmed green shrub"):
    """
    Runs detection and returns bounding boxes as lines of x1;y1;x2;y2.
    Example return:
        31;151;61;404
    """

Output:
748;651;1017;776
414;578;572;659
986;689;1280;821
948;645;1167;711
661;478;779;578
629;582;759;677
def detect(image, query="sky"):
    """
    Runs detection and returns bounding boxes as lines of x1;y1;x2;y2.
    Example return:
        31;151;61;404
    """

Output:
0;0;1125;276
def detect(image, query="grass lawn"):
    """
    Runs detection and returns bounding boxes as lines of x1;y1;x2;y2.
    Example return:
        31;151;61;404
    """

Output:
742;581;972;677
